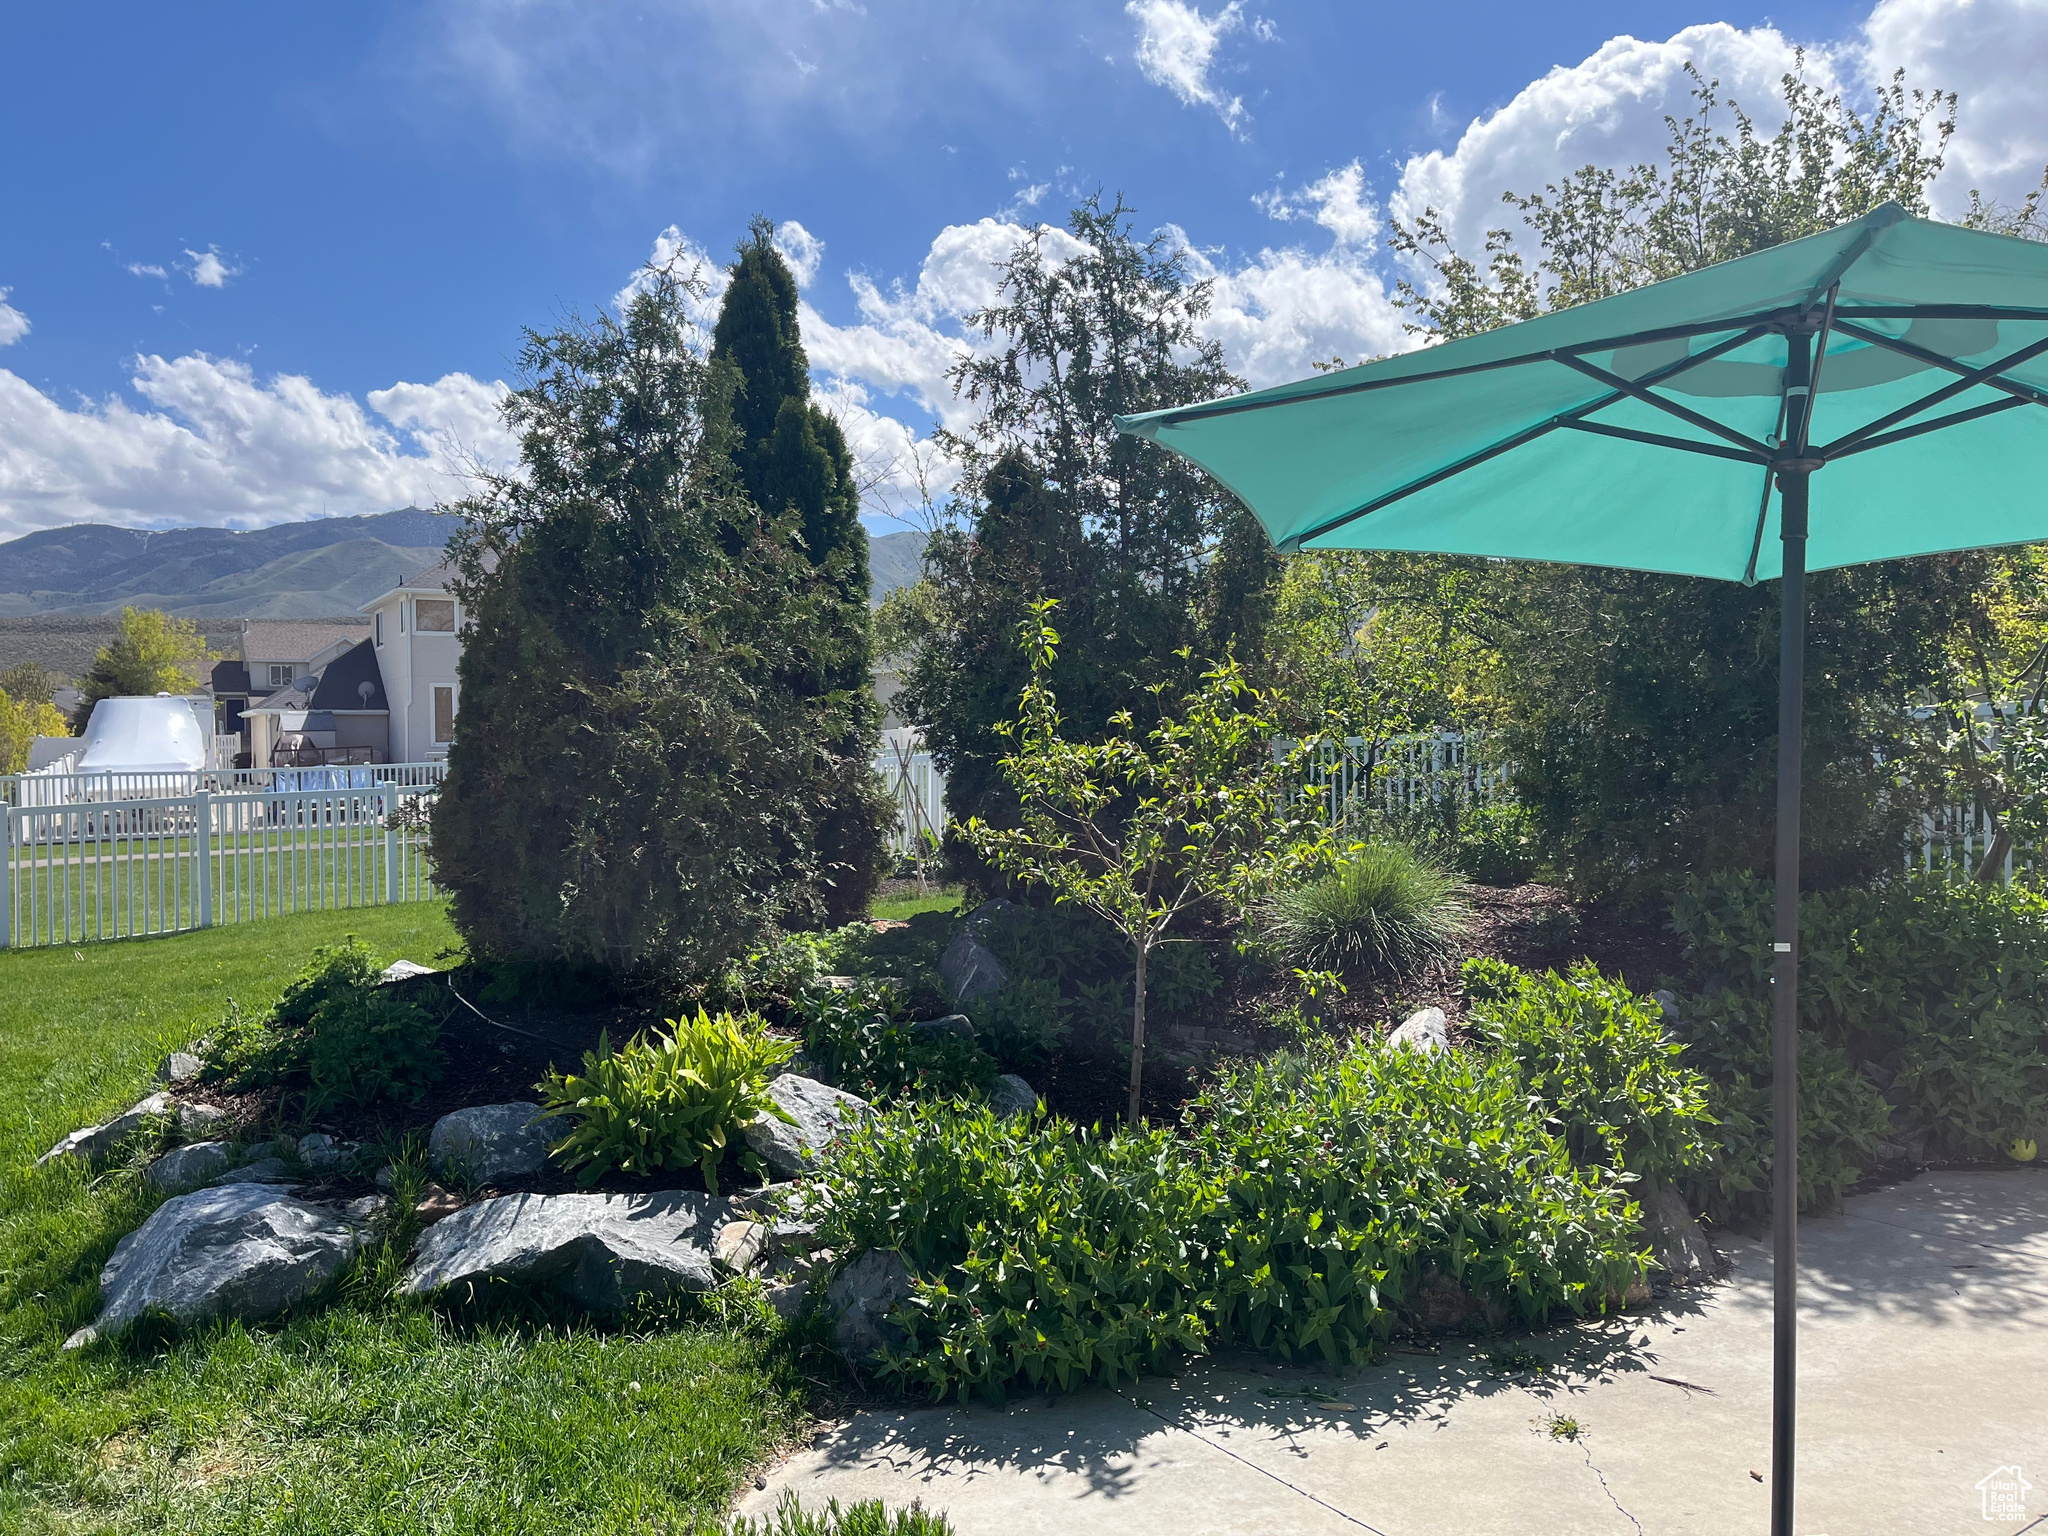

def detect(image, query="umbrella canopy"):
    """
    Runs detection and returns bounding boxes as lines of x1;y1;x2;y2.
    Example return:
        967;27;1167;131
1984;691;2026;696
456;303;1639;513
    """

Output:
1118;201;2048;1536
1120;202;2048;581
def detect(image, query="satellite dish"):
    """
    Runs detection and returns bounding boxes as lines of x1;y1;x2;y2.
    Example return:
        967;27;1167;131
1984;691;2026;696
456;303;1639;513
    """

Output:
358;681;375;705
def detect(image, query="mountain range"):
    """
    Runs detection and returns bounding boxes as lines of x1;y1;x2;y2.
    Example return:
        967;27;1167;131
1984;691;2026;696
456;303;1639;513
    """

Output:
0;510;926;620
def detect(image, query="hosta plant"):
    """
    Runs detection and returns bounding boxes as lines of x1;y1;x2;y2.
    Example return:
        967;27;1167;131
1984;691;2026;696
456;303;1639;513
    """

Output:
537;1009;795;1193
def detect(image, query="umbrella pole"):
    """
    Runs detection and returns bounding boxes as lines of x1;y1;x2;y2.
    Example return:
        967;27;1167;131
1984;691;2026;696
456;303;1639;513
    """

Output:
1770;463;1810;1536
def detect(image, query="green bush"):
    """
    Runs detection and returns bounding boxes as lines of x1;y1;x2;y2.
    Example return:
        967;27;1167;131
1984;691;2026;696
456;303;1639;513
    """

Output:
813;1025;1654;1403
1260;841;1471;978
964;977;1070;1070
1460;959;1713;1187
729;1495;954;1536
536;1010;795;1193
207;938;443;1108
1671;872;2048;1170
795;980;998;1104
1453;800;1540;886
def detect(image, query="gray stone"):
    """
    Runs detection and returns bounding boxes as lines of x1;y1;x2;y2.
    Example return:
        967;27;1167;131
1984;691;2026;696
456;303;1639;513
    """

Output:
341;1194;390;1223
296;1134;359;1173
178;1102;230;1138
143;1141;236;1191
989;1074;1038;1120
157;1051;206;1085
1386;1007;1448;1055
741;1075;870;1179
715;1219;769;1274
428;1102;553;1184
938;900;1014;1003
1639;1181;1723;1285
64;1183;369;1348
233;1158;297;1185
910;1013;975;1040
375;1164;399;1191
379;959;439;984
1650;989;1682;1022
399;1190;730;1311
35;1091;175;1167
826;1249;912;1361
240;1137;295;1162
414;1184;465;1224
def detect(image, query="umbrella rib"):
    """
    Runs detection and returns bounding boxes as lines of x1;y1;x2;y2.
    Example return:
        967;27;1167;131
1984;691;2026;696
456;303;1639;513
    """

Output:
1829;319;2048;409
1816;334;2048;457
1822;395;2031;459
1145;313;1791;425
1555;354;1774;455
1560;419;1768;462
1832;304;2048;322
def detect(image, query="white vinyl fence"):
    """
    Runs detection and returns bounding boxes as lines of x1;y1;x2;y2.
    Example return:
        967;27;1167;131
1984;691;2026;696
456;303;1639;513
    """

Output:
2;769;445;949
873;742;946;862
1282;732;1509;827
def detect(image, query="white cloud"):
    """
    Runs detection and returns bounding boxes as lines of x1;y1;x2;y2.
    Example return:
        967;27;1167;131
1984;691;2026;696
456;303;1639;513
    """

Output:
1253;161;1381;248
0;354;513;537
1861;0;2048;214
126;262;169;281
1126;0;1255;135
774;220;825;287
182;246;242;288
0;290;27;348
611;224;729;321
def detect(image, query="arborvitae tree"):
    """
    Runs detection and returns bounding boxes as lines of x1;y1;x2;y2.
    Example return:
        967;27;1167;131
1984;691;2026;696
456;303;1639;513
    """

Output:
432;264;872;979
711;219;886;924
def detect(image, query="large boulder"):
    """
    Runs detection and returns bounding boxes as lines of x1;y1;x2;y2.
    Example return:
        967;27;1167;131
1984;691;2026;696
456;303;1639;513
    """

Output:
36;1092;174;1167
157;1052;205;1085
938;900;1014;1003
826;1249;912;1360
741;1076;870;1179
399;1190;730;1311
65;1183;369;1348
143;1141;236;1192
1387;1007;1448;1055
428;1103;553;1184
989;1074;1038;1120
1639;1182;1722;1285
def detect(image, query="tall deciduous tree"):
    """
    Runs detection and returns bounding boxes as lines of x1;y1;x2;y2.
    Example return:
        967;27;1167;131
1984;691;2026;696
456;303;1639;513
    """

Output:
711;219;886;924
1380;66;2036;898
433;262;870;979
71;607;215;729
902;195;1280;874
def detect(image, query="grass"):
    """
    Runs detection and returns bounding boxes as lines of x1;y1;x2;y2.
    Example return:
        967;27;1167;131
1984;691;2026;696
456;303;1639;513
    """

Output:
0;902;808;1535
869;888;963;923
1260;841;1473;979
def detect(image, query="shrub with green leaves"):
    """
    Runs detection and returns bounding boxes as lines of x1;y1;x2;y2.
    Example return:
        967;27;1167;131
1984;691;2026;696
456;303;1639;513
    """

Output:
1460;959;1713;1187
1260;841;1472;979
795;980;998;1103
1453;800;1541;886
206;938;443;1108
536;1010;795;1193
813;1029;1648;1403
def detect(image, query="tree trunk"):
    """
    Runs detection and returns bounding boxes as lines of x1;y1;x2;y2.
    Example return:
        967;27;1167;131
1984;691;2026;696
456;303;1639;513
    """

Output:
1975;821;2014;884
1128;943;1148;1126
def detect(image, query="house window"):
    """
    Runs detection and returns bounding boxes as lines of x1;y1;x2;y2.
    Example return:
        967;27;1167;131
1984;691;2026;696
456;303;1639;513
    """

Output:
433;686;456;744
375;611;383;646
267;664;294;688
416;598;456;633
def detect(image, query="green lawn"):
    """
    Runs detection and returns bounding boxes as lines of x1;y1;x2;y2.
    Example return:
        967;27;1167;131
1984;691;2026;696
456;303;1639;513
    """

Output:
0;904;808;1535
869;889;963;923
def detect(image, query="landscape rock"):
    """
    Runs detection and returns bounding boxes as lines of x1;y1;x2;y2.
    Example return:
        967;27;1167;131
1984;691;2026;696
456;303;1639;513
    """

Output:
825;1249;912;1360
1650;990;1682;1022
1639;1182;1723;1285
233;1158;298;1185
143;1141;236;1191
715;1219;769;1274
341;1194;390;1223
178;1102;230;1138
910;1014;974;1040
1387;1007;1448;1056
35;1091;175;1167
157;1052;206;1085
399;1190;730;1311
379;959;439;984
375;1165;399;1191
428;1102;553;1184
296;1134;360;1173
938;900;1014;1003
413;1184;465;1225
741;1076;870;1179
64;1182;369;1348
989;1074;1038;1120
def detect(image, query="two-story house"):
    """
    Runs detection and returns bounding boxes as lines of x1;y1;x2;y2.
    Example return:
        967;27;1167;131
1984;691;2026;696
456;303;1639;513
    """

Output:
209;619;371;763
360;559;462;762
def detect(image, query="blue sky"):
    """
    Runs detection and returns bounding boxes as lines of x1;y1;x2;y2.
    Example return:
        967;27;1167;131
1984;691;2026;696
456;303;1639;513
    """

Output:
1;0;2041;538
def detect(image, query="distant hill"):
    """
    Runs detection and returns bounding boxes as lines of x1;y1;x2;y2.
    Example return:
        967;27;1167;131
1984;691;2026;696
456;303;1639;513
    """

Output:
868;530;926;602
0;509;458;620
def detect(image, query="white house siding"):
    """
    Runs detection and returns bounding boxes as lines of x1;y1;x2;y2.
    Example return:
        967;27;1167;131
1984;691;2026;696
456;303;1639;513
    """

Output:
364;573;461;763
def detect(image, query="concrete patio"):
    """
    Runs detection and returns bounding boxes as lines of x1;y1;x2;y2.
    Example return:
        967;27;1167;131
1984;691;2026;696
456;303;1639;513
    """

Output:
741;1165;2048;1535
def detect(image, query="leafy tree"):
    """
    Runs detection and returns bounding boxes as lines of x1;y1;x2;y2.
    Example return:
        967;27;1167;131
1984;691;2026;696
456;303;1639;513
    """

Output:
711;219;886;924
70;607;214;729
1381;66;2033;897
0;663;56;708
0;688;68;774
433;262;870;979
902;196;1279;878
965;602;1323;1122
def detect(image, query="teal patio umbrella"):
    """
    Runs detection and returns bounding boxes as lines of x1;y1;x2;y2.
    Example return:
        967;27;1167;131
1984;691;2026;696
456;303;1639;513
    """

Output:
1118;201;2048;1535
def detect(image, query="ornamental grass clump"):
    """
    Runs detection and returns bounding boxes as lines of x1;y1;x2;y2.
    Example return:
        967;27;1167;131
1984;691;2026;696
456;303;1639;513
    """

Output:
1261;841;1472;979
536;1009;794;1193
